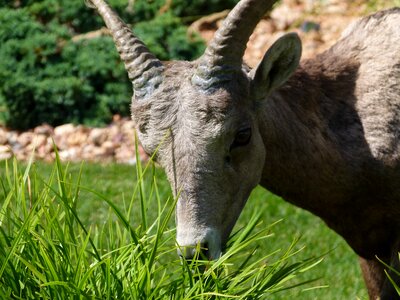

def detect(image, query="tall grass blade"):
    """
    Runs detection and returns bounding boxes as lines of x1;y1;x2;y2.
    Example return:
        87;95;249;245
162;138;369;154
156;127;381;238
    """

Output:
135;132;147;231
0;158;322;299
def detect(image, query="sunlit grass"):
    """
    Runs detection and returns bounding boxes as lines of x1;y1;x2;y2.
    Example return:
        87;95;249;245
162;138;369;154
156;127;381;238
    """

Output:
0;153;323;299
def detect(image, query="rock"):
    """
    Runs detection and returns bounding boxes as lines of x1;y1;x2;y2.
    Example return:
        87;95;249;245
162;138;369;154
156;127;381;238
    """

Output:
121;121;136;144
91;146;108;160
115;145;136;164
25;134;47;152
113;133;125;145
36;140;53;160
324;0;348;15
34;124;53;136
107;126;120;142
66;126;89;146
102;141;116;155
271;2;301;31
0;152;12;160
0;145;12;160
121;120;135;145
58;147;81;162
54;124;76;150
0;127;8;145
34;134;48;147
88;128;108;146
121;120;135;133
54;123;75;136
82;144;96;161
18;132;34;147
7;131;20;150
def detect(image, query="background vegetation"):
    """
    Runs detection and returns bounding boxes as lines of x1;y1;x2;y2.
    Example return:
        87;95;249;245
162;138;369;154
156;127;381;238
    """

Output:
0;0;398;130
0;0;240;130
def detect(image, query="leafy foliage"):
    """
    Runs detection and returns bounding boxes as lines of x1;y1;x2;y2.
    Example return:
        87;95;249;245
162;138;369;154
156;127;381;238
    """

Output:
132;0;240;21
134;12;205;61
0;7;127;129
0;0;236;130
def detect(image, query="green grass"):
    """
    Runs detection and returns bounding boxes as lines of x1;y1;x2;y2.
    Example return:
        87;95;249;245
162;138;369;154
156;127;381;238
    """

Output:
0;157;366;299
37;164;368;300
0;156;326;299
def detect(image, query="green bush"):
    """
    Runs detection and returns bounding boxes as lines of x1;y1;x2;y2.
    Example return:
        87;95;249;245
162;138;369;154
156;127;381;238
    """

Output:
132;0;240;21
0;0;241;130
0;8;129;129
134;12;205;61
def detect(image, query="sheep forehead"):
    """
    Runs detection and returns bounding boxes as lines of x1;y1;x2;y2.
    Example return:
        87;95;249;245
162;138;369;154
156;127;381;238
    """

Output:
135;61;252;156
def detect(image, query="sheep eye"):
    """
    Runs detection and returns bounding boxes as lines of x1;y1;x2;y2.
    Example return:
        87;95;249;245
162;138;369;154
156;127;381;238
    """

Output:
231;127;252;150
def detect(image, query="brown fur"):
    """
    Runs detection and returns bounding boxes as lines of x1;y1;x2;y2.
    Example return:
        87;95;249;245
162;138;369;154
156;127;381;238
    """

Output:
259;9;400;298
131;8;400;299
92;1;400;297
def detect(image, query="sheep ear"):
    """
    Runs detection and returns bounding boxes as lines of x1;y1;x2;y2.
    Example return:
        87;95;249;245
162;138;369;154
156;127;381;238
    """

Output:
250;33;302;100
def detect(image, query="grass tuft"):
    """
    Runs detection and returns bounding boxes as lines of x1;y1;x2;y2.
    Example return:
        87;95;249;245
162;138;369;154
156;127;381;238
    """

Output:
0;155;321;299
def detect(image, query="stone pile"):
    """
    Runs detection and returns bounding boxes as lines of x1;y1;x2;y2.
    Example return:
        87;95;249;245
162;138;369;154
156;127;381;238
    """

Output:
194;0;362;67
0;116;148;164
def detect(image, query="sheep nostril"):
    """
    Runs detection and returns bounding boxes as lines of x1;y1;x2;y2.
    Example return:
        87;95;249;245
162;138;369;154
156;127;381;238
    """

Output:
199;243;210;260
178;246;196;259
177;243;210;260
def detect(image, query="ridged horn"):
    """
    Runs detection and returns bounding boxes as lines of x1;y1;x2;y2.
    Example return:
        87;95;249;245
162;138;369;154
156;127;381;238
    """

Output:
193;0;278;90
87;0;164;99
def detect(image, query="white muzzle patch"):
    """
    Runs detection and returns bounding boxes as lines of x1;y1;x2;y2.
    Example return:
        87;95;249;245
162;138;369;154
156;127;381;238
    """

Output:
176;226;222;260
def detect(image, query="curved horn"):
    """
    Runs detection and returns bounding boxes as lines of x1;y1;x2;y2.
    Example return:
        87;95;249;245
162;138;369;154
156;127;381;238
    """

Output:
193;0;278;89
87;0;164;99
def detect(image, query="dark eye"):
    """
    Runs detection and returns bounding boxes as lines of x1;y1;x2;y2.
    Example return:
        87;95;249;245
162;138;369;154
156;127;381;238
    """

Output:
231;127;252;150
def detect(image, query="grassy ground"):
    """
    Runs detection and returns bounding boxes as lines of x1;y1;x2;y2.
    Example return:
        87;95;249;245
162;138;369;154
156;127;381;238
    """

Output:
0;160;366;299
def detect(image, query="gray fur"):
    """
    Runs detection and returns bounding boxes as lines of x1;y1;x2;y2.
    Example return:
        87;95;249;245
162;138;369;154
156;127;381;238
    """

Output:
91;1;400;298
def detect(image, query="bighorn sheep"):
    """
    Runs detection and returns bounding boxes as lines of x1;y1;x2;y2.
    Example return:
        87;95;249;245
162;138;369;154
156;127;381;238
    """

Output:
88;0;400;298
